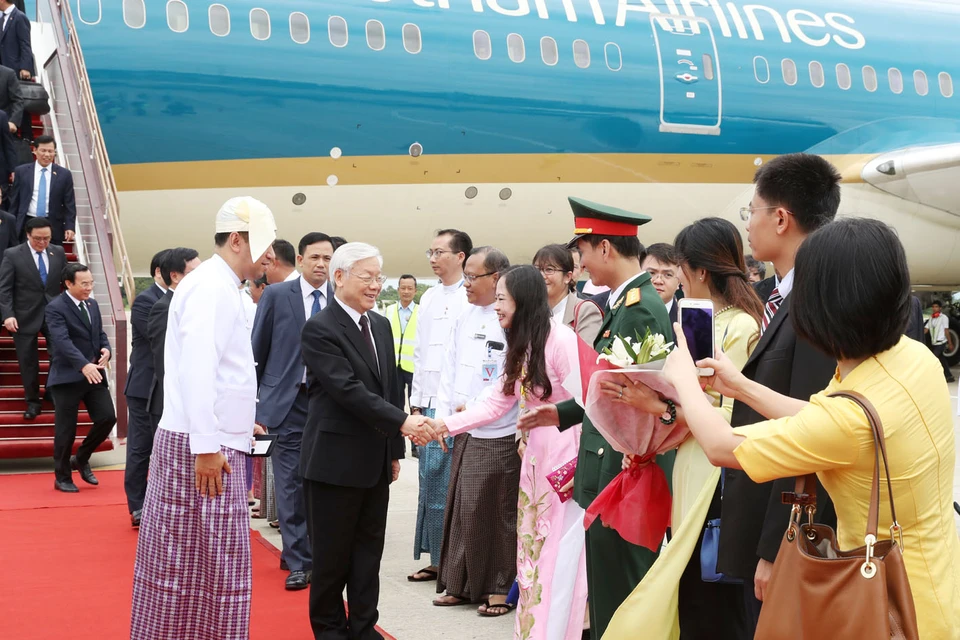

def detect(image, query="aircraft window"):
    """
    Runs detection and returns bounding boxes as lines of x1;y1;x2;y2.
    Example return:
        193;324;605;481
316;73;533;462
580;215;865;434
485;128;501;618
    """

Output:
209;4;230;37
702;54;715;81
836;63;851;90
540;37;558;66
604;43;622;72
366;20;385;51
289;12;309;44
573;39;590;69
753;56;770;84
473;30;492;60
507;33;525;63
781;59;797;86
250;8;270;41
78;0;102;25
888;68;903;94
809;61;824;88
166;0;188;33
328;17;348;48
122;0;145;29
402;23;422;54
940;72;954;98
914;70;929;96
862;66;878;92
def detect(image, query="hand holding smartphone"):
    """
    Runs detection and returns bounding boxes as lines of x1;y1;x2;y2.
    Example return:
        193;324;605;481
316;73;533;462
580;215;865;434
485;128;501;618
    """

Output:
678;298;715;376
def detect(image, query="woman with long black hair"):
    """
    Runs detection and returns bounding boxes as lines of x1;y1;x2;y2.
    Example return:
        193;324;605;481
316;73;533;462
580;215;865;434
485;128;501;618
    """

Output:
432;265;588;639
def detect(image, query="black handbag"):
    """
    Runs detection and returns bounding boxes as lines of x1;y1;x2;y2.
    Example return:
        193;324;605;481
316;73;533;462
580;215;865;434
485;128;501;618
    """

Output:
19;80;50;115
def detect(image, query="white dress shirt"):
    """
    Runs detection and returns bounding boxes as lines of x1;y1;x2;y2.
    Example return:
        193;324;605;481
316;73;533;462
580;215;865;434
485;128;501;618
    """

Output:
283;269;300;283
27;162;52;218
334;295;378;364
551;296;569;322
665;298;674;315
409;279;467;410
2;6;13;31
437;302;518;439
159;254;258;454
607;272;645;309
775;268;795;298
240;288;257;332
29;245;49;275
301;276;327;320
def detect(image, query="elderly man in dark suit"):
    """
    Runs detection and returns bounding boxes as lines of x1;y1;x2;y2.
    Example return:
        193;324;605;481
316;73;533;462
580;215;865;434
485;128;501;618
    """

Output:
0;0;32;80
122;250;169;524
0;216;65;419
45;263;116;493
252;231;335;591
10;135;76;244
300;242;436;639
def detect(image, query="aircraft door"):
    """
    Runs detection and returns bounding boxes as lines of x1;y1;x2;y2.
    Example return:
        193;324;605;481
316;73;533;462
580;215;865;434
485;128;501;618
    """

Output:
651;15;721;136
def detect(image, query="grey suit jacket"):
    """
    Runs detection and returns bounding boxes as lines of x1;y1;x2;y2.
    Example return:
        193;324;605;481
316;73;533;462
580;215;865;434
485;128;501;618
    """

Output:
561;291;603;345
0;241;65;334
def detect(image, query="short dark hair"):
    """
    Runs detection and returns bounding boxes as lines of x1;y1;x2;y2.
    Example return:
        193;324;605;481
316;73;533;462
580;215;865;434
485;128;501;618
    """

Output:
329;236;348;251
932;300;943;307
160;247;200;287
252;274;268;288
398;274;417;287
471;246;510;274
298;232;333;256
150;250;170;277
271;239;296;267
753;153;842;234
792;218;910;360
26;217;52;233
436;229;473;268
580;235;644;262
533;244;575;292
34;134;56;148
214;231;248;247
62;262;90;285
745;254;766;279
644;243;679;266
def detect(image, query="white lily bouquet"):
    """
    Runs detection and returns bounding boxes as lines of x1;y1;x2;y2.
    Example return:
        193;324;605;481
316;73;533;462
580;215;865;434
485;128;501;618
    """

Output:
597;328;674;369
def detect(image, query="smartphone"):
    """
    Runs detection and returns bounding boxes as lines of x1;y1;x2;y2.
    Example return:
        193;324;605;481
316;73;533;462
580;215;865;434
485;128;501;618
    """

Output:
678;298;715;376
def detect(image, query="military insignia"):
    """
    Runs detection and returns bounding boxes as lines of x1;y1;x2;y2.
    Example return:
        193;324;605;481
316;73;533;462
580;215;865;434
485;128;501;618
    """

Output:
603;330;611;338
612;298;624;310
625;289;641;307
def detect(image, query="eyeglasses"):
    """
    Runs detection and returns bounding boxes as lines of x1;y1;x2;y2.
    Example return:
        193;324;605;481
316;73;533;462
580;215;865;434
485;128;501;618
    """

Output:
425;249;454;259
739;205;793;222
646;269;677;281
464;271;496;283
348;272;387;286
536;266;566;277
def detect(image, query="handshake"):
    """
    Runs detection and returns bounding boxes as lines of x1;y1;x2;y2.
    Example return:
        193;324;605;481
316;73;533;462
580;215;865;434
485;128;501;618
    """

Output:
401;414;450;452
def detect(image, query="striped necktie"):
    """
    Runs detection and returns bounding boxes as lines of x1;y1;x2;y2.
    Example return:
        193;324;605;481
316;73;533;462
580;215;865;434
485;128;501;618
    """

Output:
761;287;782;335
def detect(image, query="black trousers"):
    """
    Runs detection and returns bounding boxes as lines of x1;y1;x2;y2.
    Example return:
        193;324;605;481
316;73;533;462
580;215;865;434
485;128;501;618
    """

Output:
123;395;156;512
932;344;954;380
304;467;390;640
399;369;413;408
50;379;116;482
12;327;45;408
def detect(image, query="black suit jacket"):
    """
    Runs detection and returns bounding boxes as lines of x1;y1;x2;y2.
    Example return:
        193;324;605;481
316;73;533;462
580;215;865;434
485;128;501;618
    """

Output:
0;64;23;128
300;299;406;489
146;289;173;417
10;162;76;243
0;209;16;268
717;279;838;578
0;241;65;334
0;9;32;77
44;292;110;388
124;283;164;400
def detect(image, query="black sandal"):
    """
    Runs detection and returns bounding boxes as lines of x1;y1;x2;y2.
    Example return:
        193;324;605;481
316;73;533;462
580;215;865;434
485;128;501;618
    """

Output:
432;594;471;607
407;567;438;582
478;600;515;617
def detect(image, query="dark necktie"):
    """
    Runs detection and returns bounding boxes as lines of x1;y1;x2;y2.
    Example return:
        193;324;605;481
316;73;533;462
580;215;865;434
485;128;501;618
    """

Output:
36;250;46;285
311;289;322;316
761;287;782;335
79;301;90;328
358;315;378;370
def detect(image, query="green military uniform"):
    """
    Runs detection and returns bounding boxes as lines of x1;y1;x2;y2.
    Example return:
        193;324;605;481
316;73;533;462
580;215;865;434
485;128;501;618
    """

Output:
556;198;675;640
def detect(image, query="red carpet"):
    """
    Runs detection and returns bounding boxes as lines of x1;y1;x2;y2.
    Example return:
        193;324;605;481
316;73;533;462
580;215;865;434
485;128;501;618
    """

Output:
0;471;396;639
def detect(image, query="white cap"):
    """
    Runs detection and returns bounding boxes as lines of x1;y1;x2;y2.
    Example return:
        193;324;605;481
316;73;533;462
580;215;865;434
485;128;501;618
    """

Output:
215;196;277;263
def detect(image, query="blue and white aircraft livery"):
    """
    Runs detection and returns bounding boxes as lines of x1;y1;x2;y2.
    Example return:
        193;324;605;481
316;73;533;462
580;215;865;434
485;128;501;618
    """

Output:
60;0;959;283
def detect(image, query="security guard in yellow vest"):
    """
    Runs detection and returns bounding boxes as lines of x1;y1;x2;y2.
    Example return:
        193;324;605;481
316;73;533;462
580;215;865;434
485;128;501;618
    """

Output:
386;274;419;406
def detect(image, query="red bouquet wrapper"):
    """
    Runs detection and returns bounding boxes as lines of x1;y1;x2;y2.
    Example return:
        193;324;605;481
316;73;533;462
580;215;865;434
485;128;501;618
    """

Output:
582;367;689;551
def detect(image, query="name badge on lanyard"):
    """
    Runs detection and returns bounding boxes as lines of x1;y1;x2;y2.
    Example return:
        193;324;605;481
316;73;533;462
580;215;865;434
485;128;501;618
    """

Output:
482;359;499;382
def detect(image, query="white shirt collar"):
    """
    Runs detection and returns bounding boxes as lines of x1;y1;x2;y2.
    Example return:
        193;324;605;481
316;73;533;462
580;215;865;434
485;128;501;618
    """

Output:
608;272;645;309
665;298;674;313
335;294;365;328
210;253;241;287
35;161;51;176
155;282;167;294
551;296;568;320
299;275;326;299
399;300;415;311
66;290;85;307
3;7;14;17
441;277;465;292
776;269;795;298
283;269;300;282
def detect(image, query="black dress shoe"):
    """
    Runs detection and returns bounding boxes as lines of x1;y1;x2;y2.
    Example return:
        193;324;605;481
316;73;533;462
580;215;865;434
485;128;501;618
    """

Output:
23;405;40;420
54;479;79;493
285;570;311;591
70;455;99;485
131;510;142;527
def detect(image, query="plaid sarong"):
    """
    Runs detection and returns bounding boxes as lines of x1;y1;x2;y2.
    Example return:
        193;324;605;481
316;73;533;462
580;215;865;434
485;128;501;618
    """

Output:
130;429;251;640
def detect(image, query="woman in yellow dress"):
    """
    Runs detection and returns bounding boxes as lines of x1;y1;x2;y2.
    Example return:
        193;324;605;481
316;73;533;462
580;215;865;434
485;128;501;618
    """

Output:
658;218;960;639
601;217;762;639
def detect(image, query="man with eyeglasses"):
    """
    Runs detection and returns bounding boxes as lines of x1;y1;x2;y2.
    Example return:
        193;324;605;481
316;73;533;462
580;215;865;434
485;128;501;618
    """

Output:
641;243;682;338
408;228;472;583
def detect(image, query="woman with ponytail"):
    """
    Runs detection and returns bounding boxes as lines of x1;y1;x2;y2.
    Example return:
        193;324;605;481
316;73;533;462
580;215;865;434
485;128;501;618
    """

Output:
600;217;762;639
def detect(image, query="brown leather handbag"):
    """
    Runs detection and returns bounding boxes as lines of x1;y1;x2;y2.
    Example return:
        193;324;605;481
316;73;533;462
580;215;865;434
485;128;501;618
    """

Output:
755;391;920;640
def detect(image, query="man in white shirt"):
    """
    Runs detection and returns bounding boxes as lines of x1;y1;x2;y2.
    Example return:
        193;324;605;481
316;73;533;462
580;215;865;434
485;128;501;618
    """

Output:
431;247;519;615
925;300;956;382
10;136;76;245
408;228;472;582
130;196;277;640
